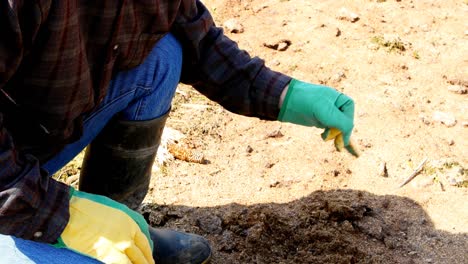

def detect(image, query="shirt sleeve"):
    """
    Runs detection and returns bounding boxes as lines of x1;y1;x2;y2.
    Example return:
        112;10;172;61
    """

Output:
0;1;71;243
172;0;292;120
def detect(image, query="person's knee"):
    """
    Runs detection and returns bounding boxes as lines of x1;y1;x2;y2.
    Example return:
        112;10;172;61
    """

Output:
164;34;183;66
155;34;183;86
121;33;182;120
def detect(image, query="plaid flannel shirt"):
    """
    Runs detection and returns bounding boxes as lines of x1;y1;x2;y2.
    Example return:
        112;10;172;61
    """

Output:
0;0;291;243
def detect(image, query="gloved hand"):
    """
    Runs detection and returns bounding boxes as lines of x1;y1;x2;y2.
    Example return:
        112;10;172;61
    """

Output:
54;187;154;264
278;78;358;157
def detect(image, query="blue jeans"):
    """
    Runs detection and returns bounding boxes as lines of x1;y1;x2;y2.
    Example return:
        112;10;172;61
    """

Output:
0;34;182;263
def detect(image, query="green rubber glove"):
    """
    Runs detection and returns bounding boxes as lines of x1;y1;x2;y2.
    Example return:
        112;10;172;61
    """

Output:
278;78;357;156
54;188;154;264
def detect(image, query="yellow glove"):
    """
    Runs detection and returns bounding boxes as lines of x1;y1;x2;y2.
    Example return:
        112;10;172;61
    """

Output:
54;188;154;264
323;128;359;157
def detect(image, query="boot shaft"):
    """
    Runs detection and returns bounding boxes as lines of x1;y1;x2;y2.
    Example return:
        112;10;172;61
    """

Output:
79;111;169;209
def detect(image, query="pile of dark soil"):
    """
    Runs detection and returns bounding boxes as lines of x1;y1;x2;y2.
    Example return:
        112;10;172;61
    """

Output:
141;190;467;263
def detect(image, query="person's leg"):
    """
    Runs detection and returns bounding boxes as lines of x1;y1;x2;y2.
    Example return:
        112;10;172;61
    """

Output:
76;32;182;208
42;33;181;175
42;33;211;264
0;234;102;264
19;33;180;264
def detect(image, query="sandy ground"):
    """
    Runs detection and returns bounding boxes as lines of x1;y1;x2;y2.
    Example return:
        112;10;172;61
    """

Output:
59;0;468;263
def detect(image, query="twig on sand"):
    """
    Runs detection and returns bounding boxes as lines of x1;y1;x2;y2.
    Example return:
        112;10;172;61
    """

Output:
181;103;211;110
398;157;428;188
65;174;79;187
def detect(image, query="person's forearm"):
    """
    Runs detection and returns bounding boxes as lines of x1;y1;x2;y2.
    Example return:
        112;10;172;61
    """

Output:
0;116;70;243
173;0;291;120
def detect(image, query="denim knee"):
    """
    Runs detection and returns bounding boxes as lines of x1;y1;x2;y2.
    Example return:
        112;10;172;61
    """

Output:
138;34;182;92
121;33;183;121
155;33;183;88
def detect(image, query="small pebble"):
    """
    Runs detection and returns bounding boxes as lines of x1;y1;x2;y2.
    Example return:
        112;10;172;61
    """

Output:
270;59;281;66
335;27;342;37
277;42;289;51
223;18;244;33
337;7;360;22
331;71;346;82
419;114;431;125
432;111;457;127
269;181;280;188
448;177;458;186
447;85;467;94
263;39;292;51
246;145;254;153
266;129;284;138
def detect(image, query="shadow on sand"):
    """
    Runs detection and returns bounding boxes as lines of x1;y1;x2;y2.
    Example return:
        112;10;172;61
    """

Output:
142;189;467;264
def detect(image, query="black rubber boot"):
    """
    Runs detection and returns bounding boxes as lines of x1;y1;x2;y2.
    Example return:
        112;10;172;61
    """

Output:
79;111;169;209
79;110;212;263
149;227;212;264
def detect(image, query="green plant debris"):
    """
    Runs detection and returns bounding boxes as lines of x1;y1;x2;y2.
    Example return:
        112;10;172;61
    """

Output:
158;163;170;176
289;64;298;72
371;35;408;53
423;165;438;176
455;180;468;188
456;168;468;188
52;151;85;189
423;161;467;188
443;161;461;169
